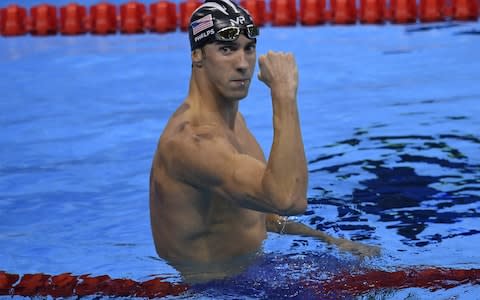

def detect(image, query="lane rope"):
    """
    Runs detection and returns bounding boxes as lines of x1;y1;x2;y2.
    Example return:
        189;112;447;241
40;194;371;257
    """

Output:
2;267;480;298
1;0;479;37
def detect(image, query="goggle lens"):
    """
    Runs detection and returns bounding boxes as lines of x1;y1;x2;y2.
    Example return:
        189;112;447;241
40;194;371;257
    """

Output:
246;24;259;38
216;24;259;42
216;27;241;41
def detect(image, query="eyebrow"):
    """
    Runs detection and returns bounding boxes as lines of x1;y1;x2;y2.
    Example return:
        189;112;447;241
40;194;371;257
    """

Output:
214;40;256;47
214;41;237;47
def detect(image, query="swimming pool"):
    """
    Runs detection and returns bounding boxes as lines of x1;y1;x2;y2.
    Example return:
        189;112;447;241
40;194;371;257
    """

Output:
1;9;480;299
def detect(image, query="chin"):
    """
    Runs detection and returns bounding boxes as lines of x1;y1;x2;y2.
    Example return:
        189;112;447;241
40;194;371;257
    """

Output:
231;94;249;102
225;90;249;102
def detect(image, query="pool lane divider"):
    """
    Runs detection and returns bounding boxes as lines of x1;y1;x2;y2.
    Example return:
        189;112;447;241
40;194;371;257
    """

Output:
1;0;479;37
1;267;480;298
0;271;189;298
314;267;480;296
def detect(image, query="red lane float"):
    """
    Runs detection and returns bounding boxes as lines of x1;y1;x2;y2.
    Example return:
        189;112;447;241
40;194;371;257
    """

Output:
1;5;28;36
120;1;147;34
179;0;202;32
0;271;189;298
300;0;327;25
149;1;177;33
451;0;479;20
241;0;268;26
419;0;446;22
330;0;357;24
270;0;297;26
30;4;57;36
0;7;4;34
360;0;387;23
389;0;418;23
89;2;117;34
60;3;87;35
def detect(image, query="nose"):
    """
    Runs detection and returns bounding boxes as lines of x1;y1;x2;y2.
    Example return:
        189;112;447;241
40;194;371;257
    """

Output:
235;49;249;74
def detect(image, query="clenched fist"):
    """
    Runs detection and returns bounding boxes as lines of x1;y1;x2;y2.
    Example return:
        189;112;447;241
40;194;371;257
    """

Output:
258;51;298;98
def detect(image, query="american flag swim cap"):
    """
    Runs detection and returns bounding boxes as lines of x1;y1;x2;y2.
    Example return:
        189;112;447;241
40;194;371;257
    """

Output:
188;0;257;50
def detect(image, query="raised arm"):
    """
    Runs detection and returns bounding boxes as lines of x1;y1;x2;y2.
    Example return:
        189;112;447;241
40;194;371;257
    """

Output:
163;51;307;216
257;51;308;216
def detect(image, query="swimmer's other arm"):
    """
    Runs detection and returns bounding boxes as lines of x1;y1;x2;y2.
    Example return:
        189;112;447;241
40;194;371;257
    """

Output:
266;214;381;257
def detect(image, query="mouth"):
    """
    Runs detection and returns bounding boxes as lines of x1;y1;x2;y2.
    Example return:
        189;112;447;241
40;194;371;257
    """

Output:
231;79;250;87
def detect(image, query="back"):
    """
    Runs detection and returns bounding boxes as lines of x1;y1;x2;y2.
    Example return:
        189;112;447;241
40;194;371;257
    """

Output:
149;102;267;280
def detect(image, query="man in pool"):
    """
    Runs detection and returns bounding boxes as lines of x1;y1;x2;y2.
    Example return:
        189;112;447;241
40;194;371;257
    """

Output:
150;0;380;282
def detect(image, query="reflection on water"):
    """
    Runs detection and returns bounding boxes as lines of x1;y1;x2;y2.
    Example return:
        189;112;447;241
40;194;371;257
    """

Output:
308;131;480;247
190;252;480;299
191;252;358;300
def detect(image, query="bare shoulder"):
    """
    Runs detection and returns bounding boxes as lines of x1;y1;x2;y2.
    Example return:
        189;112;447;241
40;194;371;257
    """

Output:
160;103;216;147
160;118;223;156
157;108;234;176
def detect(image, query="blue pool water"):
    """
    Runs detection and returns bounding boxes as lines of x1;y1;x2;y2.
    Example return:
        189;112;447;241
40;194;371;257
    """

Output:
1;17;480;298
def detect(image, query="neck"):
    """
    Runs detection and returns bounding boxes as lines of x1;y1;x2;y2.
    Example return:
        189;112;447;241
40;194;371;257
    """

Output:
187;69;239;130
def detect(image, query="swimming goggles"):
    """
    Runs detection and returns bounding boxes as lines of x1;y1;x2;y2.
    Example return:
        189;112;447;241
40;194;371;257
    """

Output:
215;24;259;42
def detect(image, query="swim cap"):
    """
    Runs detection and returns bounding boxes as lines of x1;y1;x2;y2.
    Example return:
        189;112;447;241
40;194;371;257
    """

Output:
189;0;259;50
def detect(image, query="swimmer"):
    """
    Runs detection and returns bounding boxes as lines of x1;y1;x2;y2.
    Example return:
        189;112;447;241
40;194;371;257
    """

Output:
149;0;380;283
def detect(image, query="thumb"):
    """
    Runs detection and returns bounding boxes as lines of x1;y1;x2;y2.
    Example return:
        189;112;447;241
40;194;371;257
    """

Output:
257;71;269;87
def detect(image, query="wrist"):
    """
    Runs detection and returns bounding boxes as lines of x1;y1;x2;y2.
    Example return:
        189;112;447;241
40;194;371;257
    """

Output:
270;83;297;100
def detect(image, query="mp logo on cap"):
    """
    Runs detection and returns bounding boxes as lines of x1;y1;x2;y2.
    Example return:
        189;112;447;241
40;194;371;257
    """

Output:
230;15;246;26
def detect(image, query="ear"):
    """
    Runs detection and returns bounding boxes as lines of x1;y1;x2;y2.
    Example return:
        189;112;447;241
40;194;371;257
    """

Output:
191;49;204;68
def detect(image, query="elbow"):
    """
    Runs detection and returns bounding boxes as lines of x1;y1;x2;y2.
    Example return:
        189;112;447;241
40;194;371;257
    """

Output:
274;194;308;216
262;175;308;215
295;196;308;214
288;195;308;215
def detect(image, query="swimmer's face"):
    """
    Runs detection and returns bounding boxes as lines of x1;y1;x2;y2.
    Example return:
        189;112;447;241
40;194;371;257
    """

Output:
196;34;256;101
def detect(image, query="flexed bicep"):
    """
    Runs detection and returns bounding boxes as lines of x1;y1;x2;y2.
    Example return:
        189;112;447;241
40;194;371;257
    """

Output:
162;126;302;215
164;128;263;201
163;129;235;187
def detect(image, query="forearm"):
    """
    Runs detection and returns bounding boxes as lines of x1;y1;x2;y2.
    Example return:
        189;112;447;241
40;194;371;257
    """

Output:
262;89;308;214
266;217;381;257
267;217;336;244
257;52;307;215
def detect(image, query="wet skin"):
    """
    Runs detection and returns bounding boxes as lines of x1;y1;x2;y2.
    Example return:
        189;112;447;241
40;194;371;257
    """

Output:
150;35;380;283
